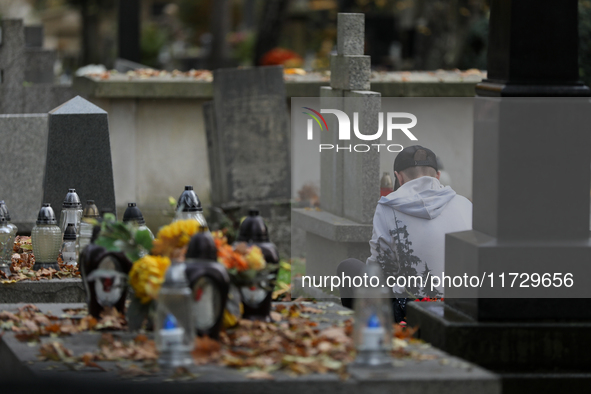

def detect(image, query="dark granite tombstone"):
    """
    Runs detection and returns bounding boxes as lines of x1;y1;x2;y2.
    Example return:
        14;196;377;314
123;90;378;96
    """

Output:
118;0;141;63
43;96;117;216
0;20;25;114
407;0;591;391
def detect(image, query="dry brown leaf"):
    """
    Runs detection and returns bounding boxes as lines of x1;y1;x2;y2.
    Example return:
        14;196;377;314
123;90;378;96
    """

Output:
245;371;274;380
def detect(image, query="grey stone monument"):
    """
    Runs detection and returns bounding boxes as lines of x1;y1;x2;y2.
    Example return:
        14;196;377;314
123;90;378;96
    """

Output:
0;114;48;233
407;0;591;391
204;66;291;256
43;96;117;215
292;13;380;284
0;19;75;114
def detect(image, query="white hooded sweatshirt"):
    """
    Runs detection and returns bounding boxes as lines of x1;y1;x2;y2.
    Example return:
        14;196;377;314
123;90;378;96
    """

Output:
366;176;472;298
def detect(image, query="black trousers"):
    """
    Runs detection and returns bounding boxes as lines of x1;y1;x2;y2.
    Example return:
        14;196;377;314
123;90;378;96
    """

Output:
336;258;408;323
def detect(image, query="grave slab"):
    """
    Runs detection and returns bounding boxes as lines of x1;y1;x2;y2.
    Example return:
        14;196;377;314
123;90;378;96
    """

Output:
0;302;501;394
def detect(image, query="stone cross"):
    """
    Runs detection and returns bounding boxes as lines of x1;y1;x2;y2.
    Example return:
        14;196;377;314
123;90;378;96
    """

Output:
293;13;380;282
321;13;379;224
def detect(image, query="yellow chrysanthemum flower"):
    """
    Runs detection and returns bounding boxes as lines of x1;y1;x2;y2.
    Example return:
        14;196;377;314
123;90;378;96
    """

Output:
245;246;266;271
152;219;205;255
129;255;171;304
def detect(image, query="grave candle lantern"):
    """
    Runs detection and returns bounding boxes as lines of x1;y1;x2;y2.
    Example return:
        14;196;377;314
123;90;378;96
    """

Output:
185;232;230;339
31;203;62;270
352;264;393;367
122;202;154;240
0;213;15;276
59;189;83;235
61;223;78;267
0;200;18;238
174;186;208;229
235;209;279;321
78;200;100;255
155;259;195;368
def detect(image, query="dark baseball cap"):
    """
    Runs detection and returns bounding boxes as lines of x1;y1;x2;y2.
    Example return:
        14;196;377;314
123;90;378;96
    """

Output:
393;145;438;190
394;145;438;173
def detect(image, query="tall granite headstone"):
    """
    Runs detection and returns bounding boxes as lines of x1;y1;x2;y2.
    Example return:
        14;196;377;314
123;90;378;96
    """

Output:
292;13;380;283
0;114;48;233
43;96;117;215
407;0;591;391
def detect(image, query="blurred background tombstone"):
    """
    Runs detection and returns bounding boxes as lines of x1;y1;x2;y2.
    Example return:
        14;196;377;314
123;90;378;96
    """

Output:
204;65;291;257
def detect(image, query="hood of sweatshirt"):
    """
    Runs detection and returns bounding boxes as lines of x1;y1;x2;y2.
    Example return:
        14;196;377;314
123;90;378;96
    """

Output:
378;176;456;219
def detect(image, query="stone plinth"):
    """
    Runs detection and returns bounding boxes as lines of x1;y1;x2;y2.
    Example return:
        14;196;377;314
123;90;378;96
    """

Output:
0;280;85;303
292;208;372;282
407;302;591;393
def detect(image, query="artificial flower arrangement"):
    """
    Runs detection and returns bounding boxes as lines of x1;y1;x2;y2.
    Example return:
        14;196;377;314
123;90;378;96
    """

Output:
91;216;273;329
212;231;272;286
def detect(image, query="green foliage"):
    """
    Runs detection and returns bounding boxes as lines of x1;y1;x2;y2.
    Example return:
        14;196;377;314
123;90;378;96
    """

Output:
141;22;167;68
93;218;152;263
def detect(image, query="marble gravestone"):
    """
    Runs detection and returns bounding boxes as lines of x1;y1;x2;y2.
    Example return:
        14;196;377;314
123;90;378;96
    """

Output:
43;96;117;217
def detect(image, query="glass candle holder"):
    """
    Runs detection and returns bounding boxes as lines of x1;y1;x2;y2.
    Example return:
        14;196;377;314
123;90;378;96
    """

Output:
61;223;79;267
0;216;14;276
78;200;100;257
32;203;62;271
0;201;18;238
173;186;208;228
123;203;154;241
352;263;393;367
59;189;83;235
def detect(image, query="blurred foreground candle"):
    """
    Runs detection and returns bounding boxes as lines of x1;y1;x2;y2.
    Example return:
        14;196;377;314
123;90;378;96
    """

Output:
0;201;18;238
174;186;208;229
0;213;15;276
155;260;195;368
122;202;154;240
59;189;83;235
32;203;62;270
61;223;78;267
235;209;279;321
185;232;229;339
352;264;393;367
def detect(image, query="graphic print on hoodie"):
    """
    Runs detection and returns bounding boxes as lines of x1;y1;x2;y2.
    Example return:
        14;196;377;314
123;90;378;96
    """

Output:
366;176;472;298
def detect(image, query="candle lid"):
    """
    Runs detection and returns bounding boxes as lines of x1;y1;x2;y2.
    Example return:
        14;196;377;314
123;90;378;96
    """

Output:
0;201;11;221
122;202;146;225
63;223;77;240
62;188;82;209
236;209;269;243
176;185;203;212
36;203;57;225
83;200;100;218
